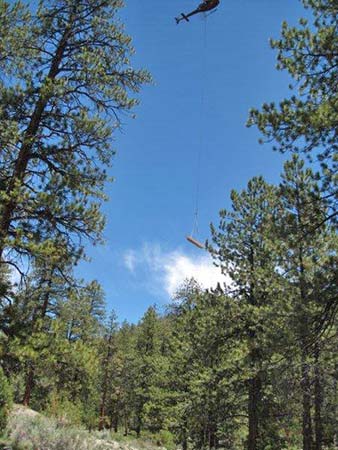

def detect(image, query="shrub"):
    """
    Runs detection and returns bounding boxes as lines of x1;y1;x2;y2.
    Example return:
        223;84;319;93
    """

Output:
0;367;12;434
8;410;116;450
45;391;84;426
155;430;175;449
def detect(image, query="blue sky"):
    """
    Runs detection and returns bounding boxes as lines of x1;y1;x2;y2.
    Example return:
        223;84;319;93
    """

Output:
78;0;308;322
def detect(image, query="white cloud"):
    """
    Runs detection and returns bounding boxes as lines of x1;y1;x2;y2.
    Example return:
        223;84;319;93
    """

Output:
163;253;225;297
123;243;229;298
123;250;137;273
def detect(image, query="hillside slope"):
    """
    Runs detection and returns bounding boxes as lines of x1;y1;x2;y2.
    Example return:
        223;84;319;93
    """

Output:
4;405;169;450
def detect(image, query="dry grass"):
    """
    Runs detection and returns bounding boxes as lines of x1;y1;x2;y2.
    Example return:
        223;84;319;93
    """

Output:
6;405;169;450
7;406;123;450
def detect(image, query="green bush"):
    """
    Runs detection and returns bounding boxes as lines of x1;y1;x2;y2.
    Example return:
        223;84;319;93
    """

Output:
45;391;84;426
0;367;12;434
155;430;175;449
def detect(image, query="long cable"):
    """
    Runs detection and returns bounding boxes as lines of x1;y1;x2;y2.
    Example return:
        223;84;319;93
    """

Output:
191;15;208;238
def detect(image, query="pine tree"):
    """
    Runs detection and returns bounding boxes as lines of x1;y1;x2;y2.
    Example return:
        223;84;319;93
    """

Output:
248;0;337;226
98;310;118;430
169;282;243;450
209;177;288;450
1;258;74;406
115;320;138;436
277;156;337;450
131;306;165;437
0;0;150;271
61;280;106;344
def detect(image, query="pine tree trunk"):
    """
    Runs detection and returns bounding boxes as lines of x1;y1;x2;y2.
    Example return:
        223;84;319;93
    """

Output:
301;354;313;450
99;330;114;430
314;346;323;450
136;422;141;438
99;402;106;430
23;366;34;406
124;414;128;436
246;250;262;450
182;419;188;450
298;244;313;450
209;422;217;449
114;415;118;433
333;368;338;448
108;407;119;433
248;375;261;450
207;405;217;450
21;275;53;407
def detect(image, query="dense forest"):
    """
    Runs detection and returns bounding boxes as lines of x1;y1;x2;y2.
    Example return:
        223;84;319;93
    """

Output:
0;0;337;449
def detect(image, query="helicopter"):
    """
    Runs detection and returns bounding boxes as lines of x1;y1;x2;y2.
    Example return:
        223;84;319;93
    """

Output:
175;0;220;24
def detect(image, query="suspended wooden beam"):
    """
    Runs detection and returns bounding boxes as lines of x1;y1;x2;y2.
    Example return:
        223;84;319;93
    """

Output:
186;235;205;249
